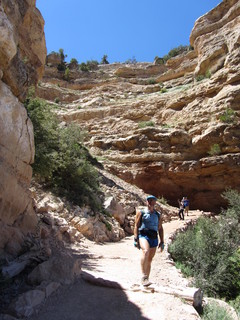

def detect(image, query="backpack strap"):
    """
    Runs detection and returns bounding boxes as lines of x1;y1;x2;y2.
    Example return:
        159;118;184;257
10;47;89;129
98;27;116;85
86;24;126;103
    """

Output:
139;209;145;226
155;210;161;220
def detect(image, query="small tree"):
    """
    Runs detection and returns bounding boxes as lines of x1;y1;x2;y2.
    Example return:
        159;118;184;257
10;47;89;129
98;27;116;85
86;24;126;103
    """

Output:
64;67;70;81
154;56;164;65
69;58;78;69
57;48;67;71
125;56;137;64
156;45;193;64
101;54;109;64
25;96;101;210
59;48;67;64
79;62;89;72
86;60;99;70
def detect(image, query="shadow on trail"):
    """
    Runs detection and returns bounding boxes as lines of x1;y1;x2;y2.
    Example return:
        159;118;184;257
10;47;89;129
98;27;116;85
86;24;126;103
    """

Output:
30;277;150;320
27;240;150;320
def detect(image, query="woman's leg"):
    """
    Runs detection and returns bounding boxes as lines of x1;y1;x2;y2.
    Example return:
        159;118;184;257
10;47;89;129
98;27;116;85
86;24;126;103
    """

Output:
139;237;157;279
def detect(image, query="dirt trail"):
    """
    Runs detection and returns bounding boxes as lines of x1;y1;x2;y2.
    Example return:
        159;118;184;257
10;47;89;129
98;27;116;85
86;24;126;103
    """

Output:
29;211;203;320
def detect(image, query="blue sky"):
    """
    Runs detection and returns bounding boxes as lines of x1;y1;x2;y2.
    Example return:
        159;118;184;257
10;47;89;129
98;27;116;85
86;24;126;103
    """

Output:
36;0;221;64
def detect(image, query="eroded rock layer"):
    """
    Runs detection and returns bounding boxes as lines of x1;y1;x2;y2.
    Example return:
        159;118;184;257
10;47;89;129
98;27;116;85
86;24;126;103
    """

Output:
37;0;240;212
0;0;46;256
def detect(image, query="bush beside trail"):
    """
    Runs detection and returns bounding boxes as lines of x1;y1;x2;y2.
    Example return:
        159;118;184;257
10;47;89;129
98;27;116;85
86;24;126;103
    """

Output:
168;189;240;315
25;94;101;211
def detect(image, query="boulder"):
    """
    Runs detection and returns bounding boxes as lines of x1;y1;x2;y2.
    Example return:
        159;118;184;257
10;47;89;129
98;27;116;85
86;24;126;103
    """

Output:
28;253;82;285
104;197;126;225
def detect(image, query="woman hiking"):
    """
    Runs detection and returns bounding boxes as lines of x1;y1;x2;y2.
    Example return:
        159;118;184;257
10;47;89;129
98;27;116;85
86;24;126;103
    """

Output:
134;195;164;286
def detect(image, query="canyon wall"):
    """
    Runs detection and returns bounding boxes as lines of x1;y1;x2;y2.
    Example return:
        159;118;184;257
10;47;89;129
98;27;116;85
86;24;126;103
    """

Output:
0;0;46;256
37;0;240;212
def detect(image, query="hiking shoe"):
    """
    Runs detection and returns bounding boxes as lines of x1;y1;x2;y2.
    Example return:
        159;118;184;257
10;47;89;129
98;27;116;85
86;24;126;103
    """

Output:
141;276;151;287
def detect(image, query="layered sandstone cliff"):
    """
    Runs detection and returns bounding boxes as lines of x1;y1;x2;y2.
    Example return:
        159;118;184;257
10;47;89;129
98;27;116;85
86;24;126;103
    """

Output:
0;0;46;256
37;0;240;212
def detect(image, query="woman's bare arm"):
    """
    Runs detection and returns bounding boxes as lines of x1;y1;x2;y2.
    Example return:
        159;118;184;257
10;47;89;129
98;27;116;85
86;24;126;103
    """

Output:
134;210;142;239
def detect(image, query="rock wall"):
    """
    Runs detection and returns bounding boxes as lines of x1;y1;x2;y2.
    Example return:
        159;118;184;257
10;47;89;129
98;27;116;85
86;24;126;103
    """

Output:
37;0;240;212
0;0;46;256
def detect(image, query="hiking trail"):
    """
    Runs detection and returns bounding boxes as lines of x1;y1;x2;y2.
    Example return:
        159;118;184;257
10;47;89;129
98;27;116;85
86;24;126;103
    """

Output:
28;211;203;320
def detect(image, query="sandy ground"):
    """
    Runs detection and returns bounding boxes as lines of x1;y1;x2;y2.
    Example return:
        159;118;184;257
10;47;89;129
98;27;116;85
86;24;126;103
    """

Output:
29;211;202;320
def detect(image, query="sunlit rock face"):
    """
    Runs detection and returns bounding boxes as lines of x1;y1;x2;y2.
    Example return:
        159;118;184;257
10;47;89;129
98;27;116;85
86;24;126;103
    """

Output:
0;0;46;256
37;0;240;212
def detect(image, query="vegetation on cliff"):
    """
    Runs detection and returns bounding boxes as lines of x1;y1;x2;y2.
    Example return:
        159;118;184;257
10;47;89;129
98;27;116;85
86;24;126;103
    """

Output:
25;91;101;210
154;45;193;64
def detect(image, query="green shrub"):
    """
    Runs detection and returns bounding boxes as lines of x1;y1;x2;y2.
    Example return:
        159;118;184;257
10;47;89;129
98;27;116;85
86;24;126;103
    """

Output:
162;123;171;128
154;56;165;65
168;189;240;300
49;51;59;55
57;63;66;72
64;67;70;81
196;74;205;82
69;58;78;69
156;45;193;64
79;63;89;72
25;97;101;210
175;261;193;277
25;97;60;179
148;78;156;85
208;144;221;156
86;60;99;70
22;56;28;64
205;69;211;79
201;301;235;320
79;60;99;71
229;295;240;318
70;58;78;64
160;88;167;93
104;220;112;231
222;188;240;222
138;121;155;128
196;70;212;82
70;58;78;67
219;108;236;123
125;56;137;64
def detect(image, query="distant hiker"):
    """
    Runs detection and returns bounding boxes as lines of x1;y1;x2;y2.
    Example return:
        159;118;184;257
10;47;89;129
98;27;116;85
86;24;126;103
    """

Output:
178;199;185;220
134;195;164;287
183;196;189;216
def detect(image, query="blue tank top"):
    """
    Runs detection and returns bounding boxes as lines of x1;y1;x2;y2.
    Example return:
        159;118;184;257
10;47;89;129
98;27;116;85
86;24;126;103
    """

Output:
139;209;160;232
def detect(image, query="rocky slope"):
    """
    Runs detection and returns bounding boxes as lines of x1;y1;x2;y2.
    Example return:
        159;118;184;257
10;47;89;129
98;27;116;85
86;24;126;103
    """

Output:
0;0;46;257
37;0;240;212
